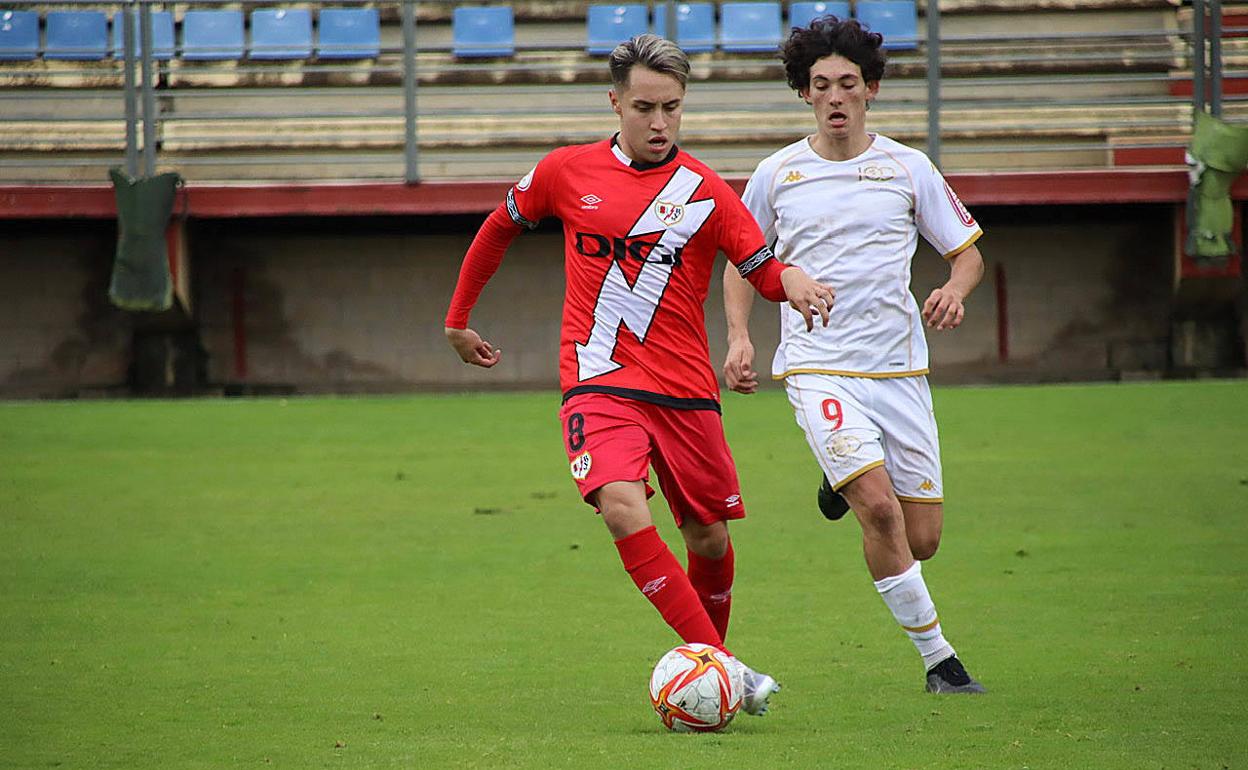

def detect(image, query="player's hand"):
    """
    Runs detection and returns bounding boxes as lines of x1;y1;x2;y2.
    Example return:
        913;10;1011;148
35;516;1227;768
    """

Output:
922;286;966;330
780;266;835;332
724;337;759;395
445;326;502;368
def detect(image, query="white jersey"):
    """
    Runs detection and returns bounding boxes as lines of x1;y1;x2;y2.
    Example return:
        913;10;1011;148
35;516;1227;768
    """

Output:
742;134;982;379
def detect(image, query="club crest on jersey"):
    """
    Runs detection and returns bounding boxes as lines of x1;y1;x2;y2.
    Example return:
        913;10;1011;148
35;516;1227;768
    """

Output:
828;433;862;459
570;451;592;480
654;200;684;226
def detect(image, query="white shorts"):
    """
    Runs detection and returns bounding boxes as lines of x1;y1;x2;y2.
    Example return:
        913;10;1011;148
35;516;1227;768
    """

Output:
785;373;943;503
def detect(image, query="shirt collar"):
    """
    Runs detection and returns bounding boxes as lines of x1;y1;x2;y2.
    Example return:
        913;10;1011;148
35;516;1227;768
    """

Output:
610;134;679;171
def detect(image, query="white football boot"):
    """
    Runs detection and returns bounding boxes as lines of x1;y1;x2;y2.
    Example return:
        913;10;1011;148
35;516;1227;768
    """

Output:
729;657;781;716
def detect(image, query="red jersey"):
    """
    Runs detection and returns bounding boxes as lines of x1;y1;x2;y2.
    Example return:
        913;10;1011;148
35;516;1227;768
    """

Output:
447;137;789;410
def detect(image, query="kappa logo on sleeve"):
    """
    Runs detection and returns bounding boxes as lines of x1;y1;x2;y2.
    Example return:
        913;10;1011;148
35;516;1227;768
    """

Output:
570;451;592;480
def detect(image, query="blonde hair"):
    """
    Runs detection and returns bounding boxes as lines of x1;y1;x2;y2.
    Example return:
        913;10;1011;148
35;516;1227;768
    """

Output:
608;33;690;91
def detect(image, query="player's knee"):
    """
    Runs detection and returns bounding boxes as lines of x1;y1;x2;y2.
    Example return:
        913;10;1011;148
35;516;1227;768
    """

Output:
855;497;904;536
910;533;940;561
594;487;651;539
682;523;729;559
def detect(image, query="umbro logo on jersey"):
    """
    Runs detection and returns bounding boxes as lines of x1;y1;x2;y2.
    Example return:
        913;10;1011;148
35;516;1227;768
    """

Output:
858;164;896;182
781;170;805;184
725;494;741;508
580;193;602;210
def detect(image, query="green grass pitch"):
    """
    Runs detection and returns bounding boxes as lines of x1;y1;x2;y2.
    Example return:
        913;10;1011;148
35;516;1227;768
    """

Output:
2;381;1246;769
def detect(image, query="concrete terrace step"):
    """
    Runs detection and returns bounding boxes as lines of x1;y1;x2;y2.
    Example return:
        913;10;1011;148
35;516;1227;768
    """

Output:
0;99;1209;155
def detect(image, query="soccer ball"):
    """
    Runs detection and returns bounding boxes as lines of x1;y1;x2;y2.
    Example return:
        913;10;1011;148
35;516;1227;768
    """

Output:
648;643;743;732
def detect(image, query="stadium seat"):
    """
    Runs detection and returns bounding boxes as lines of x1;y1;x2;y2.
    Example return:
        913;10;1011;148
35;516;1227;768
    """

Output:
651;3;714;54
0;10;38;61
112;10;175;61
317;7;380;59
182;9;244;61
250;8;313;60
788;1;851;30
854;0;918;50
587;5;648;56
720;2;781;53
452;6;514;58
45;10;109;61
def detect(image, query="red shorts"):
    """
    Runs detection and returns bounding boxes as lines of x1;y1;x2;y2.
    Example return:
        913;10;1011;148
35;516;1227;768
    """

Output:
558;392;746;526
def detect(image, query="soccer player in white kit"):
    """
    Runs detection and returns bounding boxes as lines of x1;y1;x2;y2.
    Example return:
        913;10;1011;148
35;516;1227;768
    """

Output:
722;15;987;693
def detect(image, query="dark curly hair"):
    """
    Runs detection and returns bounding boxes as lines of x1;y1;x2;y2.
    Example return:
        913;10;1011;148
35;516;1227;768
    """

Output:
782;15;887;93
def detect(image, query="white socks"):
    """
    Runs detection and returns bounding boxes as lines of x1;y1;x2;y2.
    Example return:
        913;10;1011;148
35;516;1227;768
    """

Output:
874;560;954;671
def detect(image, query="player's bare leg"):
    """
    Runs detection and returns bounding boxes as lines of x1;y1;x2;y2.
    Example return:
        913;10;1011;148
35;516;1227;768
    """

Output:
596;480;656;540
841;467;985;694
597;481;726;649
840;467;912;580
678;518;780;715
900;500;943;561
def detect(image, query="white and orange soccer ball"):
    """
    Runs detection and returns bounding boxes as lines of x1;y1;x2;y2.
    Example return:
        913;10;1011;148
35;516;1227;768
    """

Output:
648;643;744;732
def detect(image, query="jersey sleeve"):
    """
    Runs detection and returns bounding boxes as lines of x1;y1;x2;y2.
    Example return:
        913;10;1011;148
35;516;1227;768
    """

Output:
505;149;562;229
913;160;983;259
714;176;789;303
444;204;524;329
740;162;777;245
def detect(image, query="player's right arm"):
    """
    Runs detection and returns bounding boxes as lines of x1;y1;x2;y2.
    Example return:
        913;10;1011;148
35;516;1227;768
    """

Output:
444;157;557;368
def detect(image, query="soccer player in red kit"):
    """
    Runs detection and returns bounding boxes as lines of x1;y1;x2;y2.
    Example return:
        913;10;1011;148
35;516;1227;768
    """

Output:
444;34;834;716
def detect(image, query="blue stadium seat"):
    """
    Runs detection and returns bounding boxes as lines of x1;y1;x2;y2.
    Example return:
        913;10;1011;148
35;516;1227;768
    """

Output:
720;2;781;53
788;1;851;30
0;10;38;61
250;8;313;60
854;0;918;50
317;7;380;59
452;6;514;58
112;10;175;61
182;9;244;61
45;10;109;61
651;3;714;54
587;5;648;56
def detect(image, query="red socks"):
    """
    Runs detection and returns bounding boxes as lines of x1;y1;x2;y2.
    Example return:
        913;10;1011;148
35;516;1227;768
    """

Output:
687;541;734;642
614;526;723;648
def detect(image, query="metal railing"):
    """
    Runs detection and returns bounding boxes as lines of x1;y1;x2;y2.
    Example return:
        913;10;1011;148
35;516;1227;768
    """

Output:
0;0;1242;184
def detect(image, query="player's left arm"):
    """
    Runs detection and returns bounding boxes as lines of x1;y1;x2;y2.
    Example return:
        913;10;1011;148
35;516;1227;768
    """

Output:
922;243;984;331
914;160;984;332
